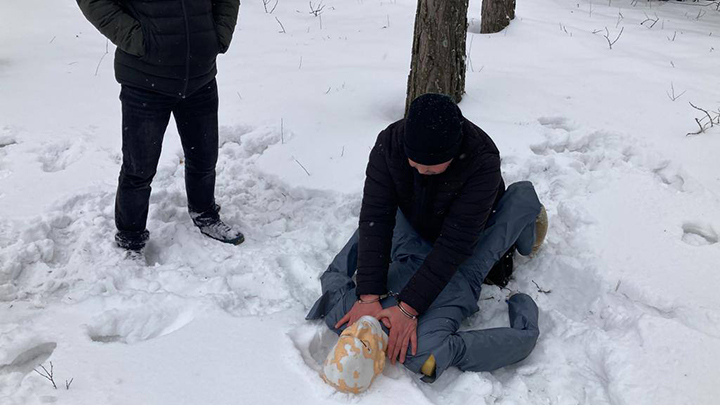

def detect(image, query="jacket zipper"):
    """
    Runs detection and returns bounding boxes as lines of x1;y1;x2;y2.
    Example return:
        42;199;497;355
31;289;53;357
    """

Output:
179;0;191;97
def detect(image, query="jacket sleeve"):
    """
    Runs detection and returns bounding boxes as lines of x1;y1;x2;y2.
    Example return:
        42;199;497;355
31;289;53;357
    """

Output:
398;155;502;314
76;0;145;57
212;0;240;53
355;130;399;297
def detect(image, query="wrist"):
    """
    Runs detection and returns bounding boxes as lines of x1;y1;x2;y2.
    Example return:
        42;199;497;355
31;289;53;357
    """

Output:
397;301;418;319
358;294;381;304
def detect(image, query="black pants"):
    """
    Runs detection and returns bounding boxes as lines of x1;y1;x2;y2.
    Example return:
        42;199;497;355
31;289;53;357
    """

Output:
115;79;219;243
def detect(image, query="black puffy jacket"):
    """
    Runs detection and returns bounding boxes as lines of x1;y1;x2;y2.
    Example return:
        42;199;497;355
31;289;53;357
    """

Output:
77;0;239;97
356;118;505;314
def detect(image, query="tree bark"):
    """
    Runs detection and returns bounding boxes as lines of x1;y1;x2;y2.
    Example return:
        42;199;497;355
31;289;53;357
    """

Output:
405;0;470;116
481;0;516;34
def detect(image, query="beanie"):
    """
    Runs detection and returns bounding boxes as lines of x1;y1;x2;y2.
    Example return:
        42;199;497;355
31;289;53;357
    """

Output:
404;93;464;165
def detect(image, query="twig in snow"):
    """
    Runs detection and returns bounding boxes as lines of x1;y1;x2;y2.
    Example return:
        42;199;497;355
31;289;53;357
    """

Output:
668;31;677;41
341;146;345;157
615;280;622;292
294;158;311;176
603;26;624;49
616;11;624;28
263;0;279;14
641;12;660;29
275;17;286;33
33;362;57;389
65;378;74;390
532;280;552;294
687;102;720;136
298;56;303;70
666;82;686;101
690;102;715;126
49;36;56;44
281;118;284;144
688;118;705;136
94;39;109;76
309;1;325;16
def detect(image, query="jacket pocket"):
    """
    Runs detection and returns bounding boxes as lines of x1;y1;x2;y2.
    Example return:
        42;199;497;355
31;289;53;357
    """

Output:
138;23;153;61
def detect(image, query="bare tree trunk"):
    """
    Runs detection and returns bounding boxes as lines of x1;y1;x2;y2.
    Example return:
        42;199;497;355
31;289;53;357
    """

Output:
481;0;516;34
405;0;469;115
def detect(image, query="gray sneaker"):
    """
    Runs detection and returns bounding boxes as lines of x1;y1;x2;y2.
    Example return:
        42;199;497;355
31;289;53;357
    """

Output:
191;204;245;245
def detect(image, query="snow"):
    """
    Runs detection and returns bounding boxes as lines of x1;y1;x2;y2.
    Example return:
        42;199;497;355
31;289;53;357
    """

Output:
1;0;719;404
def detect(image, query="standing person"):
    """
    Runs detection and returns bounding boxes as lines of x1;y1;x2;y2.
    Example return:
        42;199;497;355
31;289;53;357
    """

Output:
307;93;547;381
77;0;244;254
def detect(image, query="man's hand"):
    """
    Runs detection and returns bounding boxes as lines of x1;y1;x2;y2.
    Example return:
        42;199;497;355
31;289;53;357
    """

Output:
377;303;418;365
335;295;383;330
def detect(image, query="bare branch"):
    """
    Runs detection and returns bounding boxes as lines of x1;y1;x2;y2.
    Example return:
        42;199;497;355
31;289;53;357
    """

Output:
33;362;57;390
690;102;714;125
666;82;686;102
262;0;279;14
309;1;325;16
293;158;311;176
275;17;286;33
687;118;705;136
641;12;660;29
603;26;624;49
532;280;552;294
95;39;109;77
687;102;720;136
65;378;74;390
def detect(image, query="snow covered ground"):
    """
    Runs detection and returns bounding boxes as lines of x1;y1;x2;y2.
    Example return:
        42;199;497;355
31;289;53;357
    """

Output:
1;0;719;403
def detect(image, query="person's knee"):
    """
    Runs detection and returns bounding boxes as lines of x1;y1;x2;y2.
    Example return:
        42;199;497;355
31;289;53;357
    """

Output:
119;166;157;188
184;154;217;174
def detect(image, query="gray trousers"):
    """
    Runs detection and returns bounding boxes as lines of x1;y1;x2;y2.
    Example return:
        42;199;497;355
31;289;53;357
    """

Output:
306;181;542;382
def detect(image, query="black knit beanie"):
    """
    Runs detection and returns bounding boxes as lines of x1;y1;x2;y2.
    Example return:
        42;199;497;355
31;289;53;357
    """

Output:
404;93;464;165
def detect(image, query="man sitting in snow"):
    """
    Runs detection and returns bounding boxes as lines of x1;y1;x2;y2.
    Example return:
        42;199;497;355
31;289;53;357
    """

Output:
307;93;546;388
76;0;244;255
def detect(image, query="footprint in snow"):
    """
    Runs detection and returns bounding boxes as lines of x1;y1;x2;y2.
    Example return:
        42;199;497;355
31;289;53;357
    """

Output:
288;323;337;373
681;222;718;246
35;140;86;173
0;342;57;375
538;116;577;132
86;308;195;344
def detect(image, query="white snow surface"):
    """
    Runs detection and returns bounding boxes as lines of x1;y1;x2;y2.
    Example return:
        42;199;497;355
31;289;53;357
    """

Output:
1;0;720;403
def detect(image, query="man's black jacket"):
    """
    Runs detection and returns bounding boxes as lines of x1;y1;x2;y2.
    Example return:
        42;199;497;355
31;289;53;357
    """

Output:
356;118;505;314
77;0;240;97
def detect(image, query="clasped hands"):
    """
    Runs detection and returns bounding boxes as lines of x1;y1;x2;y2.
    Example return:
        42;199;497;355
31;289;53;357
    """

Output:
335;294;418;364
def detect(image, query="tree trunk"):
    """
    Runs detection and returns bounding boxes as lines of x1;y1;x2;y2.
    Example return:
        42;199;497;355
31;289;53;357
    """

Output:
405;0;470;116
481;0;516;34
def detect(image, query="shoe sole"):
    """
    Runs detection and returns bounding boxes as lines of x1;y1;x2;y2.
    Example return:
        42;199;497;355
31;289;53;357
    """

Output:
201;230;245;245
